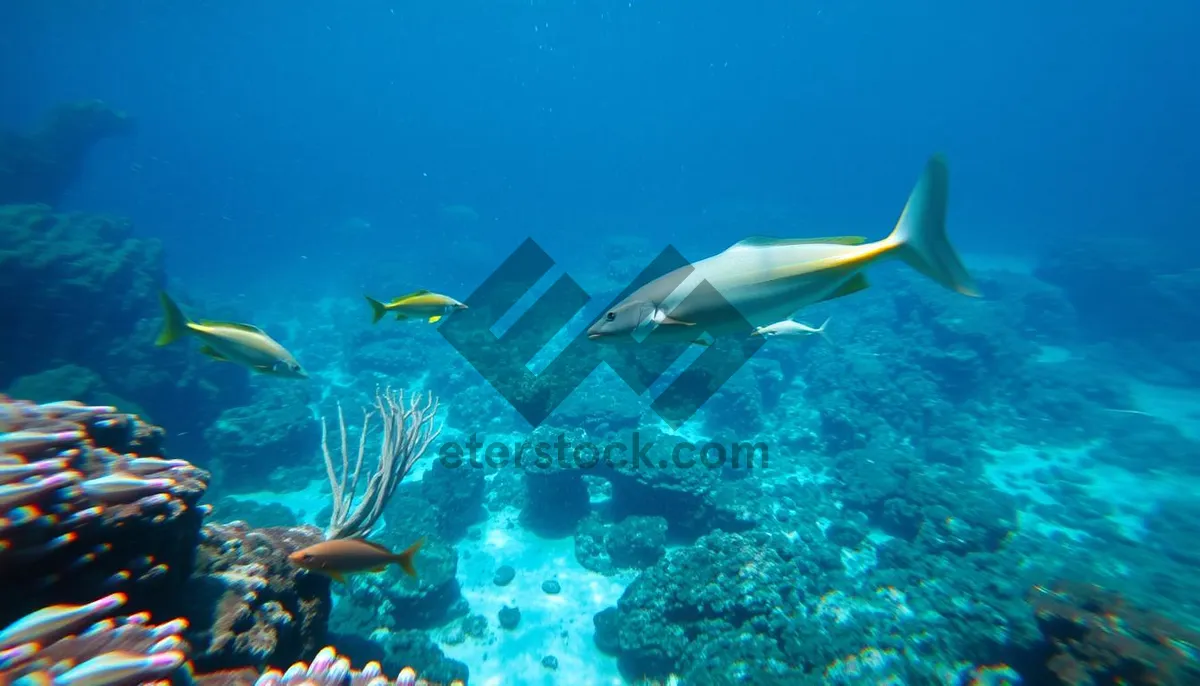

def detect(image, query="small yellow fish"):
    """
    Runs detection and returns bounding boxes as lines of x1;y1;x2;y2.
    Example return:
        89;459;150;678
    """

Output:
155;292;307;378
365;290;467;324
288;537;424;583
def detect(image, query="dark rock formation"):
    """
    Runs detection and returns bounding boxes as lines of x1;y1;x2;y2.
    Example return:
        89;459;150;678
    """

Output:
0;100;134;206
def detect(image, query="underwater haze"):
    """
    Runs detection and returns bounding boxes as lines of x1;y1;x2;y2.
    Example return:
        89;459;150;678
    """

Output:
3;2;1200;686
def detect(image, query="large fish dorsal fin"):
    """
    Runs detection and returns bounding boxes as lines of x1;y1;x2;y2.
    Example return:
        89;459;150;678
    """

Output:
353;538;395;554
730;235;868;249
394;289;432;301
817;273;871;303
197;320;267;334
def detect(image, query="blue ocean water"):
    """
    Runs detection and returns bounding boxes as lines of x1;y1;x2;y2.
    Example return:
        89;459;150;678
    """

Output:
3;2;1200;685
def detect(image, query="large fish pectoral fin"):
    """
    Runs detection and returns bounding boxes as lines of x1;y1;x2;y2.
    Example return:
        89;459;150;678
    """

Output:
659;316;694;326
198;345;230;361
428;315;443;323
816;273;871;304
329;571;346;583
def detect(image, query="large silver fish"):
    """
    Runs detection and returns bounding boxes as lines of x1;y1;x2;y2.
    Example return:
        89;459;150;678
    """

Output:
586;154;979;343
155;292;307;378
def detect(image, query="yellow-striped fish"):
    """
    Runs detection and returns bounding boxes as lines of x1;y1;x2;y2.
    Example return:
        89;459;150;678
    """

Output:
155;292;307;378
364;290;467;324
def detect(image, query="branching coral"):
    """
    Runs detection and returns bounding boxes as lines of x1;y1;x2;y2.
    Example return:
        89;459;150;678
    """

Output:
321;387;442;540
250;646;463;686
0;394;208;626
0;591;188;684
1028;580;1200;685
0;593;455;685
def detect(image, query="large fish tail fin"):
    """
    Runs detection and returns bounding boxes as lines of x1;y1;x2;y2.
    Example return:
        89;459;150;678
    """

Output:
156;291;191;346
394;537;424;578
883;154;980;297
814;317;833;346
364;296;388;324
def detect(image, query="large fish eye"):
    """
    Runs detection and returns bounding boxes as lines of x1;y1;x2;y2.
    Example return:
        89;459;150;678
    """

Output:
605;312;616;322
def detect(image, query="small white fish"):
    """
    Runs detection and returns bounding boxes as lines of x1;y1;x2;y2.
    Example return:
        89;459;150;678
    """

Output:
751;317;831;343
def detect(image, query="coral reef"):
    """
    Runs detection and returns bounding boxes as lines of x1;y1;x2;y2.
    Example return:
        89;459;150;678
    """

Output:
0;394;356;681
211;496;308;530
204;383;320;493
514;425;759;541
9;193;1200;685
354;628;470;684
576;514;669;574
332;495;468;634
330;570;470;683
6;364;151;421
418;460;486;542
1027;580;1200;685
0;204;164;381
606;515;668;569
0;592;187;685
1034;237;1200;384
186;521;331;673
603;530;823;683
0;100;134;206
0;204;251;452
245;645;462;686
0;592;455;685
0;395;208;627
600;517;1036;685
830;446;1018;553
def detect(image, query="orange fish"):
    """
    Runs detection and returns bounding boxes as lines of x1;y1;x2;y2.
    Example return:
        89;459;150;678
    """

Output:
288;537;424;583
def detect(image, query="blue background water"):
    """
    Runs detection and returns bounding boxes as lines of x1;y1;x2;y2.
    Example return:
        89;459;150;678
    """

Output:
5;1;1198;294
5;3;1200;684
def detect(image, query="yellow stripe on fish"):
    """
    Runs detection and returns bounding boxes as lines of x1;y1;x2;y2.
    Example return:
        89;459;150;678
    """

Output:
364;291;467;324
155;292;307;379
